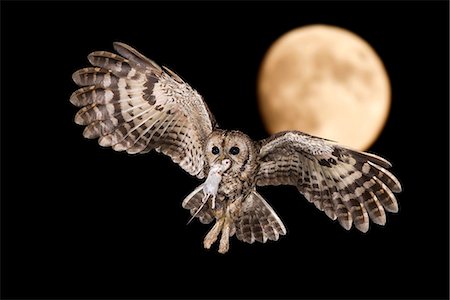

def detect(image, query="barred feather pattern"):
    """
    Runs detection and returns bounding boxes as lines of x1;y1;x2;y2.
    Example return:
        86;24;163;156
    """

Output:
182;185;286;244
70;43;402;254
257;131;402;232
70;42;215;178
234;191;287;243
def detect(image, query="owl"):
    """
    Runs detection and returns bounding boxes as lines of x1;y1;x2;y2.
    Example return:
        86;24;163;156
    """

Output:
70;42;402;254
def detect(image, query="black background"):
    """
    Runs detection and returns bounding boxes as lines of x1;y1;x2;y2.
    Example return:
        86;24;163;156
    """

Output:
1;1;449;299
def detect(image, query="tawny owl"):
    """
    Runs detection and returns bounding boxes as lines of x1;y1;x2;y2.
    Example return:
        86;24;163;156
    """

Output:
70;42;402;254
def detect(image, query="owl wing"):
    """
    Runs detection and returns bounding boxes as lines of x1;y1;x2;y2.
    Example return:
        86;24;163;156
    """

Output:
256;131;402;232
70;42;216;178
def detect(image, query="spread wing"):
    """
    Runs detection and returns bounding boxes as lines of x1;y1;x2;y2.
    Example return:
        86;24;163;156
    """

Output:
256;131;402;232
70;42;216;178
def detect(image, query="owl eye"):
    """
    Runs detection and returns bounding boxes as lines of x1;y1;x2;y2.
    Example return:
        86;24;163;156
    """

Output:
229;146;240;155
211;146;220;155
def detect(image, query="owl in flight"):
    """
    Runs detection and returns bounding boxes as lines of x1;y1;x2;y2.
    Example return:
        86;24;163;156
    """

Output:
70;42;402;254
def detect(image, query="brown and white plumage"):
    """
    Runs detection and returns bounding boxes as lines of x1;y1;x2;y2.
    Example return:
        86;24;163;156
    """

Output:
71;42;215;178
70;42;401;254
257;131;401;232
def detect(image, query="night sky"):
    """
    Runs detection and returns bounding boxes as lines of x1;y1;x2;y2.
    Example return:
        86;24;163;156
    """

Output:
2;2;449;299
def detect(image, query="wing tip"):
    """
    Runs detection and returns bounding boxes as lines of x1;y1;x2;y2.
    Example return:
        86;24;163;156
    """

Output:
162;65;184;83
355;222;369;233
87;52;97;66
339;219;352;231
72;69;82;86
392;183;403;193
112;41;162;72
367;161;403;193
112;41;128;53
82;125;100;139
372;216;387;226
351;149;393;169
69;91;81;107
74;111;86;125
384;202;399;213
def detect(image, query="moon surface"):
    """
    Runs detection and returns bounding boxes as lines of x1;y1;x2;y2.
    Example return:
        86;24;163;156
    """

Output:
258;24;391;150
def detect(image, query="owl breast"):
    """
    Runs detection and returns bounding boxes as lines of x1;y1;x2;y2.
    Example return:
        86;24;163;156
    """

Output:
215;169;257;207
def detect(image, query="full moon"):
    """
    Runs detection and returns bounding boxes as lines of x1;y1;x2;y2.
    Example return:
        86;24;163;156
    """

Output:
258;24;391;150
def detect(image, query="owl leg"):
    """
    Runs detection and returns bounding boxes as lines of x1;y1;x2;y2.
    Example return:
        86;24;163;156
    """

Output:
218;217;231;254
203;217;224;250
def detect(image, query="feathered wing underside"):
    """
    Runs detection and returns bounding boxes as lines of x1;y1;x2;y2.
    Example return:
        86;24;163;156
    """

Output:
70;42;216;178
234;191;287;244
257;131;402;232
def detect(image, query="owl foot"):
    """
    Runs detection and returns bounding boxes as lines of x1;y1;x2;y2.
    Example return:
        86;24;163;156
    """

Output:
204;218;224;249
203;217;231;254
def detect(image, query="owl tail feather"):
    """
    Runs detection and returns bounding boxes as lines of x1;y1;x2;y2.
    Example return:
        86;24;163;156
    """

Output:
183;187;287;253
233;191;287;244
204;191;288;253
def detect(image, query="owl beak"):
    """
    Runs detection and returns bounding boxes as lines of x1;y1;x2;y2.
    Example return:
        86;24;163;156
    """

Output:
215;154;227;164
221;159;231;172
218;154;235;166
212;158;231;173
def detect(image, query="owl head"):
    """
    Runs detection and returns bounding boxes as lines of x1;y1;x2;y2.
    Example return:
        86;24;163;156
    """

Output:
205;130;258;175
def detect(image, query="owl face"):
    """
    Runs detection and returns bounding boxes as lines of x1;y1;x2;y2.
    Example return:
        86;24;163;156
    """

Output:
205;130;256;174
